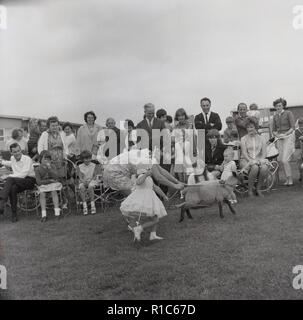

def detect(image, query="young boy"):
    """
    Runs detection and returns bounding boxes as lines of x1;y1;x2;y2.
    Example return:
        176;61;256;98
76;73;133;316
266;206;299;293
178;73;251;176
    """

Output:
77;150;99;215
218;148;238;204
223;117;239;144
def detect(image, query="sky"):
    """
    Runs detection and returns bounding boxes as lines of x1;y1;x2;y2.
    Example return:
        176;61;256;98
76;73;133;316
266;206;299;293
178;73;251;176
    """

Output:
0;0;303;127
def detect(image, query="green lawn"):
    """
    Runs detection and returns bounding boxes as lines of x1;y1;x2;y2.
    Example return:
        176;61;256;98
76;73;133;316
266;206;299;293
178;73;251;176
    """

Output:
1;183;303;299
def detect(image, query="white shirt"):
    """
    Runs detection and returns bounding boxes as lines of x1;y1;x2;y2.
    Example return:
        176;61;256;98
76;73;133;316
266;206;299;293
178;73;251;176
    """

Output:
221;160;237;181
62;133;76;155
2;155;35;178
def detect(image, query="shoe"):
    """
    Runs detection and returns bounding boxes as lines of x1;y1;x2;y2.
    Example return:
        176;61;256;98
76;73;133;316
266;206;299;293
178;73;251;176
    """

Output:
150;233;163;241
91;206;96;214
133;225;143;241
11;215;18;223
41;216;47;223
55;215;61;220
0;200;5;215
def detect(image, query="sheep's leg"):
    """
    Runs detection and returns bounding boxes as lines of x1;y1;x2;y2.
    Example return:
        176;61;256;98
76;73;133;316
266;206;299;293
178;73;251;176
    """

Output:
179;207;185;223
186;209;193;219
218;201;224;219
224;199;236;215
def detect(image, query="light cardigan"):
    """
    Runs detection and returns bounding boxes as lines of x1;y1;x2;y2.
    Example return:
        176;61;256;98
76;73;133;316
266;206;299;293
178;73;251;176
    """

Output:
37;131;68;158
76;123;102;154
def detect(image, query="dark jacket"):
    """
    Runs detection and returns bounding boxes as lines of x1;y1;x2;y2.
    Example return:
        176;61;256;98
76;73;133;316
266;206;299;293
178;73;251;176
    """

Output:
205;143;227;171
136;117;165;151
194;111;222;133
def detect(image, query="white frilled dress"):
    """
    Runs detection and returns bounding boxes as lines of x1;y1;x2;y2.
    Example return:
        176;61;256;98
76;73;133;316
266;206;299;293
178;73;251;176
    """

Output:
120;176;167;219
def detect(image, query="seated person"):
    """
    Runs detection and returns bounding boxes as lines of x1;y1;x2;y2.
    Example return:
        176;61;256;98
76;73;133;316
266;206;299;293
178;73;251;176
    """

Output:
240;118;268;197
205;129;227;177
35;150;62;222
0;143;36;222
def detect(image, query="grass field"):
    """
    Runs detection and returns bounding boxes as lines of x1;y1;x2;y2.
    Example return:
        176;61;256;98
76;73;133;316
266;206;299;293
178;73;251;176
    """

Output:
1;183;303;300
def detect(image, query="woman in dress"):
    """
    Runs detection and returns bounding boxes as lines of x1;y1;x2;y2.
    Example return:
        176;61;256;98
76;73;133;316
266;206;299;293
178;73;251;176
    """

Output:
240;118;269;197
76;111;101;154
272;98;295;186
172;108;196;184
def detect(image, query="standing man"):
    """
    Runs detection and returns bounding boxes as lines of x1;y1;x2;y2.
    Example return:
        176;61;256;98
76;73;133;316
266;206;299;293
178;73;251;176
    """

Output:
0;143;36;222
194;97;222;133
234;102;249;139
136;103;165;152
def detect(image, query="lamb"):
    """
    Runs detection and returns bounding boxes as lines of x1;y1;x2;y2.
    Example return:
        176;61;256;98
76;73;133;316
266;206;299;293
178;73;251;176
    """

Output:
177;173;239;222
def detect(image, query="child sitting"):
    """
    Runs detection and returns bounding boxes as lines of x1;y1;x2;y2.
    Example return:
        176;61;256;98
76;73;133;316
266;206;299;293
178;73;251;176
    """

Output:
223;117;239;144
77;150;99;215
35;150;62;222
218;148;238;204
120;166;168;242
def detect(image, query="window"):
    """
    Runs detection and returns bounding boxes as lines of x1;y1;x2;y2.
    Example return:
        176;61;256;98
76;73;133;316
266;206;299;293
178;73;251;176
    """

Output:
0;129;4;142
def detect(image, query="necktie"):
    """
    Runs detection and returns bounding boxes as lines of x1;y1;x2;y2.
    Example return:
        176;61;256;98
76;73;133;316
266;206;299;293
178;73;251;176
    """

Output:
205;113;209;124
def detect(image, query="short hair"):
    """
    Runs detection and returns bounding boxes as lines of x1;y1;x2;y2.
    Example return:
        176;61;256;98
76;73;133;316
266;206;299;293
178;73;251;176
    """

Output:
11;128;21;140
38;119;47;126
237;103;247;111
249;103;258;110
106;117;116;126
9;143;21;152
225;116;235;123
144;103;155;111
174;108;189;121
200;97;211;104
125;119;135;129
245;117;258;129
39;150;52;163
80;150;92;160
273;98;287;108
84;111;97;123
206;129;220;139
166;115;173;124
62;122;73;131
156;109;167;119
46;116;59;128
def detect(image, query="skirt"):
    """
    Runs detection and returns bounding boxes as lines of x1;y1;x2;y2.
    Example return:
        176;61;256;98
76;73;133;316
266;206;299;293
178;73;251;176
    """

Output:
120;188;167;219
38;182;62;193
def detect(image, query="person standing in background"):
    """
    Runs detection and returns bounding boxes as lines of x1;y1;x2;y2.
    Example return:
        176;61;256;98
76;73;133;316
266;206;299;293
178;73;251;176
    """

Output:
272;98;295;186
235;103;249;139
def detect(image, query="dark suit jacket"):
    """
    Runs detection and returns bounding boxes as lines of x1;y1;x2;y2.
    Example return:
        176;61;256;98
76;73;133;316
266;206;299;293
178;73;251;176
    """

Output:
194;111;222;132
205;143;227;171
136;117;165;151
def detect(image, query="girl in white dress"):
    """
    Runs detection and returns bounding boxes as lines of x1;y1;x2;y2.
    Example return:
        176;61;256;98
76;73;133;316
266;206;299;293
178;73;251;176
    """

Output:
120;166;168;242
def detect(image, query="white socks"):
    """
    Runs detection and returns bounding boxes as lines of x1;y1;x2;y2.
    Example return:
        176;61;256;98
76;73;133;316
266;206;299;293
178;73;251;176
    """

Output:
54;208;60;216
41;210;47;218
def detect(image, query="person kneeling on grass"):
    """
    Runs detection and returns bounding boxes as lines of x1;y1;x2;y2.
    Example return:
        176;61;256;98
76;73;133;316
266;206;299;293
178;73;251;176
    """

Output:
120;166;168;242
35;150;62;222
77;150;99;215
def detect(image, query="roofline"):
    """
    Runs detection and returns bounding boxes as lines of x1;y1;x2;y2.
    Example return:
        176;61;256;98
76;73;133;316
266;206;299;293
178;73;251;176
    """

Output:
0;114;82;127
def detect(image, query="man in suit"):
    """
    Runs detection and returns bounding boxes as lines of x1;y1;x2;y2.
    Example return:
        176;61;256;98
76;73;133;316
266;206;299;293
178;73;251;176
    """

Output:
194;97;222;133
136;103;165;152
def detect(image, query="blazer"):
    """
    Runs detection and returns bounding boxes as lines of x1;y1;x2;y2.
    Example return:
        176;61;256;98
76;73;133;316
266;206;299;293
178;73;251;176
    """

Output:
205;143;227;171
194;111;222;132
136;117;165;151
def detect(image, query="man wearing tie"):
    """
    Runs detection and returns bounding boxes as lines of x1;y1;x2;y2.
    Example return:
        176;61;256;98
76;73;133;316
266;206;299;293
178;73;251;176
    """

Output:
136;103;165;152
194;97;222;133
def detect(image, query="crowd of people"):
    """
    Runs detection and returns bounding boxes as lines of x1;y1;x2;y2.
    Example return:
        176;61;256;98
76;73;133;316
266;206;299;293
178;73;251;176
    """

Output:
0;97;303;241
